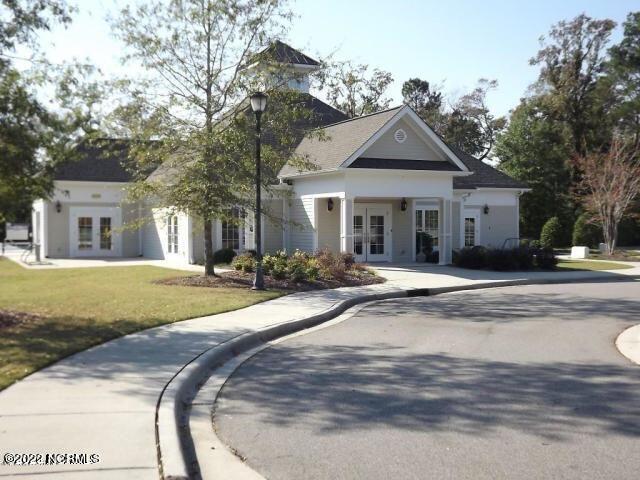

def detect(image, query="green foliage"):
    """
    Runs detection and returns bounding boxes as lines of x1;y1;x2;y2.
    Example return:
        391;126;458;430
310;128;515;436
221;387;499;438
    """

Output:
536;247;558;270
572;213;601;247
496;99;573;239
233;253;255;273
540;217;563;249
255;249;365;283
213;248;236;265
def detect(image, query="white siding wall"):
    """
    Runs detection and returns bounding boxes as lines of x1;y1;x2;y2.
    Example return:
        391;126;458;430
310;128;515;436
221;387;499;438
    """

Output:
362;118;446;161
289;197;315;252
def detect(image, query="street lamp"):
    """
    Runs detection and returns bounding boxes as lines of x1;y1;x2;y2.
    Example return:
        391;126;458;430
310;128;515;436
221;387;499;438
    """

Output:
250;91;267;290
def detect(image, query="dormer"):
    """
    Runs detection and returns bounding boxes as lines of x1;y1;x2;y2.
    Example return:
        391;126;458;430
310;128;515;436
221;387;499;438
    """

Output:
247;40;320;93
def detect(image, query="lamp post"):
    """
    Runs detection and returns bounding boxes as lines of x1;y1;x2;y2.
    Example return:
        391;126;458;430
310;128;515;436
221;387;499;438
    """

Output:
250;91;267;290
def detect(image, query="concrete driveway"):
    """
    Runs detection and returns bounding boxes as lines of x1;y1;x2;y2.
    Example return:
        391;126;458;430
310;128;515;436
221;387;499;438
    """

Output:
215;281;640;480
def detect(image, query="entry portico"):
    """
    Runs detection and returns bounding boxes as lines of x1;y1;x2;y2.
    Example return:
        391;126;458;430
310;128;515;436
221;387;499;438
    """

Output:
280;104;522;264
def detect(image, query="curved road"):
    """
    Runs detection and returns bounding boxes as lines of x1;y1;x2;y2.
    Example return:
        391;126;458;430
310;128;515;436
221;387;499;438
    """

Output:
215;281;640;480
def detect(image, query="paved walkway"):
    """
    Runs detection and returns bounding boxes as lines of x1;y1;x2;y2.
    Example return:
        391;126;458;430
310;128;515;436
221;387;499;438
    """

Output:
0;263;639;479
2;245;216;273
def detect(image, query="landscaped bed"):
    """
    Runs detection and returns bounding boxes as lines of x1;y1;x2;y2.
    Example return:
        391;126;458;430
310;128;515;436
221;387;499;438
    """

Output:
161;249;383;291
0;258;281;390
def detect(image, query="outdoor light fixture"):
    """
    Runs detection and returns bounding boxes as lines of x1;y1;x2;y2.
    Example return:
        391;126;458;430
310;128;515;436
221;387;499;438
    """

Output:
483;204;490;215
55;201;62;213
250;91;268;114
250;91;267;291
400;198;407;211
327;198;334;212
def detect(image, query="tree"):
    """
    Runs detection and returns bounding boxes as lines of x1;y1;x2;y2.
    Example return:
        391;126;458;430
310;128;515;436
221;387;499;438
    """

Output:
495;98;573;239
0;0;80;223
113;0;317;276
401;78;446;132
540;216;563;248
607;12;640;145
445;79;506;160
530;14;616;156
321;61;393;118
572;137;640;255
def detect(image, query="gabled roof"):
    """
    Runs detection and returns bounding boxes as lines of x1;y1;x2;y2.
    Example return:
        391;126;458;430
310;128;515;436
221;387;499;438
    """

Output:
53;139;133;183
279;105;468;177
279;107;403;177
254;40;320;67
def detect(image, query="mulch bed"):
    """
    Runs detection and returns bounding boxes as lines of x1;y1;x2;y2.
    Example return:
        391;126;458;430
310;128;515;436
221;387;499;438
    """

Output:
0;310;43;330
157;269;385;291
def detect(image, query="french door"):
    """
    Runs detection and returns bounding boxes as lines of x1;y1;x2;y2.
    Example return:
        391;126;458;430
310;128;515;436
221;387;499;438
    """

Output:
70;207;122;257
353;205;391;262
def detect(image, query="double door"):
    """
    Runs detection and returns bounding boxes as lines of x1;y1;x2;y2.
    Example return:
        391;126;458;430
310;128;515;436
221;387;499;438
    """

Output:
70;207;122;257
353;205;391;262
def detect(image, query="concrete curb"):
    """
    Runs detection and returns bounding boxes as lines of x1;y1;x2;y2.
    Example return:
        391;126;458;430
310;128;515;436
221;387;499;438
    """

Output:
616;324;640;366
156;288;408;479
156;273;639;480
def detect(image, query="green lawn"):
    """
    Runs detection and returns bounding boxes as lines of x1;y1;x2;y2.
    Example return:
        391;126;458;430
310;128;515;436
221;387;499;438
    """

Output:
0;258;282;390
556;259;634;271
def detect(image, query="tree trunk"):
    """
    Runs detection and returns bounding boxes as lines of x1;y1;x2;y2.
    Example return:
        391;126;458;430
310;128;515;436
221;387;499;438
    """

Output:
203;217;215;276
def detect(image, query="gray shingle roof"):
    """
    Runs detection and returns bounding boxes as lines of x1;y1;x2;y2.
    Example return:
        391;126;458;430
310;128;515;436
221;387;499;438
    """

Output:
255;40;320;66
54;140;133;183
279;107;402;177
449;146;528;189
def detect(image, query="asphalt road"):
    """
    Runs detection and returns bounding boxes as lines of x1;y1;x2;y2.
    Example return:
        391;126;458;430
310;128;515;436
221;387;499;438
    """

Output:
215;281;640;480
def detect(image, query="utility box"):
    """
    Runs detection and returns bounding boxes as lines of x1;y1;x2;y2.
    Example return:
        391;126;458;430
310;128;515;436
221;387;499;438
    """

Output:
571;246;590;259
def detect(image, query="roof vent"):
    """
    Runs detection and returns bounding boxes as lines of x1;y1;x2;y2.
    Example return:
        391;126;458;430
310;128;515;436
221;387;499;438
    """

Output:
394;128;407;143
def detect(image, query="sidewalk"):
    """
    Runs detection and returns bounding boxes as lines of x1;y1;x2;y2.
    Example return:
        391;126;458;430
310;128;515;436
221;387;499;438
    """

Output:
1;264;639;479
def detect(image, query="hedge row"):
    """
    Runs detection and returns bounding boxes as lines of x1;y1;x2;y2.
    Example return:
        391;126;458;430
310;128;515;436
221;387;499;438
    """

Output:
453;245;557;271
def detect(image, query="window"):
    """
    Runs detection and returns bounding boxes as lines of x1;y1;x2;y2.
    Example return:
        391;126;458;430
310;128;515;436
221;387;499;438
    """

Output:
464;217;476;247
78;217;93;250
100;217;112;250
416;208;439;253
167;215;179;253
221;208;241;250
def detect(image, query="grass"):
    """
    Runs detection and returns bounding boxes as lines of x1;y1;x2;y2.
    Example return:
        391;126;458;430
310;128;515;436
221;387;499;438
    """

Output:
0;258;282;390
556;259;634;271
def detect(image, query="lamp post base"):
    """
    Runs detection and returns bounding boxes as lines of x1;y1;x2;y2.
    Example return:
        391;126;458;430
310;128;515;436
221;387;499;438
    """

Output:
252;264;265;291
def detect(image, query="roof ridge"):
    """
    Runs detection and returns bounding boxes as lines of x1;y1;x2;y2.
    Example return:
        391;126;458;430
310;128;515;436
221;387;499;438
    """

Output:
314;105;404;130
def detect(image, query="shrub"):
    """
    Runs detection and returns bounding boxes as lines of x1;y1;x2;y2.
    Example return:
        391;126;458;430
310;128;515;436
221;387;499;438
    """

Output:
426;250;439;263
540;217;562;249
486;248;518;271
529;239;542;250
536;247;558;270
453;246;487;269
213;248;236;265
271;263;287;280
572;213;601;248
232;253;255;273
512;247;535;270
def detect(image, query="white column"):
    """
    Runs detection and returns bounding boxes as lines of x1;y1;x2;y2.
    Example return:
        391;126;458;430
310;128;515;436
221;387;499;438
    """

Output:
340;196;354;254
186;214;194;263
282;198;290;253
439;199;452;265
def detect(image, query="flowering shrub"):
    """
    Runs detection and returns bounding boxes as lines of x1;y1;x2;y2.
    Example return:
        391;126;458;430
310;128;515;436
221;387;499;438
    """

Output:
232;249;369;283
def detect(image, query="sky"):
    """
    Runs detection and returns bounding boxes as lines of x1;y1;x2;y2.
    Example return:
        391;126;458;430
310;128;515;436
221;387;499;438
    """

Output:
27;0;640;117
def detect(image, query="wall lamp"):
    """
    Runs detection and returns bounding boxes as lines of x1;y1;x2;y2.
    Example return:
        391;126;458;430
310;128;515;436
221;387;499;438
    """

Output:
327;198;334;212
55;201;62;213
483;204;490;215
400;198;408;211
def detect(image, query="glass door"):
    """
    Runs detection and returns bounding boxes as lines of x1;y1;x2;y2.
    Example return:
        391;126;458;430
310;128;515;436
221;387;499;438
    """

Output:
353;205;391;262
70;207;121;257
415;207;439;255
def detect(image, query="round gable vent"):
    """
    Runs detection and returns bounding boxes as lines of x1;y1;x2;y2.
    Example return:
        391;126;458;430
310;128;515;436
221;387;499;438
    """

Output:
394;128;407;143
